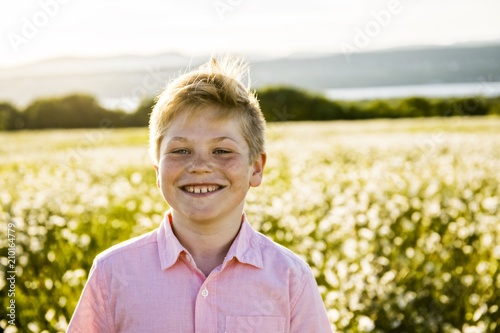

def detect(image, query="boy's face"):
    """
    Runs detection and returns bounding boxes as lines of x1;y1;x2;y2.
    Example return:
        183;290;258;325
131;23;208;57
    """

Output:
154;107;266;224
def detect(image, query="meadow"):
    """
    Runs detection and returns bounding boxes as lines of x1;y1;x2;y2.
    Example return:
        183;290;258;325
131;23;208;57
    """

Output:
1;116;499;332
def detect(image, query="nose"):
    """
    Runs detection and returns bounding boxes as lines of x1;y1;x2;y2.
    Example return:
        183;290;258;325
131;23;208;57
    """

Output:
187;152;212;173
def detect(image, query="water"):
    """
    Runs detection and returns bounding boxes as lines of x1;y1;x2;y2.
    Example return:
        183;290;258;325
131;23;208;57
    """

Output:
99;82;500;112
99;97;140;112
324;81;500;101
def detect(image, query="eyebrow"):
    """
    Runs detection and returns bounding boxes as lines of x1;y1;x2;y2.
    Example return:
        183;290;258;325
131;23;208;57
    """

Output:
168;136;238;143
169;137;188;142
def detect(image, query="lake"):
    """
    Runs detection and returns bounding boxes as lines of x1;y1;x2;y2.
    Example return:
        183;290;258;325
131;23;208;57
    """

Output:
98;81;500;112
324;81;500;101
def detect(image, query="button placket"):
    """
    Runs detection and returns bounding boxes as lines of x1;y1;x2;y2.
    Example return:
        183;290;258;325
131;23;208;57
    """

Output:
194;275;217;332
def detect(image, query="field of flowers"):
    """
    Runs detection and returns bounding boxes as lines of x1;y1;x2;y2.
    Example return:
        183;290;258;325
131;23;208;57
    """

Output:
1;116;499;332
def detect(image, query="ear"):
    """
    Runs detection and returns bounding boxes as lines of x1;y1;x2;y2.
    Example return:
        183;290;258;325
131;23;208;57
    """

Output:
249;152;267;187
154;164;160;188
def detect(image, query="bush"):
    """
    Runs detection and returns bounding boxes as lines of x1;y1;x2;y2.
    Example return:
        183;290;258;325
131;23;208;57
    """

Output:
23;94;128;129
1;88;500;131
0;102;24;130
398;97;433;117
126;97;155;127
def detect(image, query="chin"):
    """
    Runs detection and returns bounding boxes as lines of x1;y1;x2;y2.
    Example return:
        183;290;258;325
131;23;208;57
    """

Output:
175;206;222;221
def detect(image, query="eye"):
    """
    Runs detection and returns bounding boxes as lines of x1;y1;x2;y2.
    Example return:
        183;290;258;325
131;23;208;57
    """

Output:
172;149;190;154
213;149;231;154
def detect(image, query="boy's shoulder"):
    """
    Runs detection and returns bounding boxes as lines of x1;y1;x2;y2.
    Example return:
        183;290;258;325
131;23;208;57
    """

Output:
250;228;311;274
94;228;158;264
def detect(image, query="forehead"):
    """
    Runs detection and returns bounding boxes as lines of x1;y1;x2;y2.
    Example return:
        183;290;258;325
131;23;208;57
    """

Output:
162;107;246;143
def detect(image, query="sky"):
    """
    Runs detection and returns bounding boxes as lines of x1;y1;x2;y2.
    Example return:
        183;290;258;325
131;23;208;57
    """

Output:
1;0;500;68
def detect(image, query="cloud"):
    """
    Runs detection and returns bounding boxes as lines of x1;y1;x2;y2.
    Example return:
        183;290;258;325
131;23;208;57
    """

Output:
1;0;499;67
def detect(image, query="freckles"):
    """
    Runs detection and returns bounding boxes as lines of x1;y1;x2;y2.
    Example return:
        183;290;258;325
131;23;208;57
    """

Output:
223;159;239;169
159;161;182;183
226;160;253;183
221;160;248;177
223;155;249;168
163;158;185;169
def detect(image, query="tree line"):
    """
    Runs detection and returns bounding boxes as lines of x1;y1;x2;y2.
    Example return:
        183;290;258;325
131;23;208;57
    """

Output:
1;86;499;130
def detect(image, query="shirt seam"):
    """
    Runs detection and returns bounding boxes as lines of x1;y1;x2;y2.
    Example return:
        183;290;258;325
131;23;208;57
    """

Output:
97;230;158;263
97;259;116;333
289;269;309;314
253;233;309;269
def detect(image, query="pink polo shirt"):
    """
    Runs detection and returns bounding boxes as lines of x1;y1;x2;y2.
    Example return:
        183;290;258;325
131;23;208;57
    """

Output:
67;211;332;332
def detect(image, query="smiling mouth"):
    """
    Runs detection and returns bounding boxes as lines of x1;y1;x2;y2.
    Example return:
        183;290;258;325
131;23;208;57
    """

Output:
181;185;224;194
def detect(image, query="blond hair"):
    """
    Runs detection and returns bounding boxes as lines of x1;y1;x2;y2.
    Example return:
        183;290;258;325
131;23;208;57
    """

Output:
148;56;266;165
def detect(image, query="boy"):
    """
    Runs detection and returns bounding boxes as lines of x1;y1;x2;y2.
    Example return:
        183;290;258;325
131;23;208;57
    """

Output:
68;56;332;332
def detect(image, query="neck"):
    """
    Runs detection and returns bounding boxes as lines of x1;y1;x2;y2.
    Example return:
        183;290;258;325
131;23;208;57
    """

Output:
170;210;243;276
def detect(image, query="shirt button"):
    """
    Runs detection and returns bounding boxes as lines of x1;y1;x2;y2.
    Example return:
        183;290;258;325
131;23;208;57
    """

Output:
201;287;209;298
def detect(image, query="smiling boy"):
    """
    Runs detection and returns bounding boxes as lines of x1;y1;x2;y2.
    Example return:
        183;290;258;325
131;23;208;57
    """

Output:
68;57;331;332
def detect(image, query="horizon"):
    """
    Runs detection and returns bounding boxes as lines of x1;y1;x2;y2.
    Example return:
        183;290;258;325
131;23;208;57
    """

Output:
1;42;499;109
2;40;499;70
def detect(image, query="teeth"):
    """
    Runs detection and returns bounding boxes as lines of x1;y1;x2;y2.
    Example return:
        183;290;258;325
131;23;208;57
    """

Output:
184;185;221;193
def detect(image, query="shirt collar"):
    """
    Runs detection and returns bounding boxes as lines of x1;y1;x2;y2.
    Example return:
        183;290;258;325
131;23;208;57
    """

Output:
157;210;186;270
156;210;263;271
222;211;263;269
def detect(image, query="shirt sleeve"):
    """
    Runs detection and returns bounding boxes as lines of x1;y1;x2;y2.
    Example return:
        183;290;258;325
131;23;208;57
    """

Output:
67;259;113;333
290;268;332;333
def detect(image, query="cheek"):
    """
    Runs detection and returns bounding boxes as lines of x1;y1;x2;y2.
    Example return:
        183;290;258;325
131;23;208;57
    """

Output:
218;160;252;184
159;160;182;181
162;157;186;170
219;158;239;169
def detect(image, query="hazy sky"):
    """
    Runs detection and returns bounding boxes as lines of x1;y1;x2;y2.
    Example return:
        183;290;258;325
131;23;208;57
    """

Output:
1;0;499;67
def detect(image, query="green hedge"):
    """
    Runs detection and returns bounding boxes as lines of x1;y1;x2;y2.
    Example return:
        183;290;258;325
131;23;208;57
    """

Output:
1;87;499;131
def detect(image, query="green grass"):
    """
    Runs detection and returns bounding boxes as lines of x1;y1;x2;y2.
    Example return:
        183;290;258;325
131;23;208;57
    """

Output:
1;117;500;332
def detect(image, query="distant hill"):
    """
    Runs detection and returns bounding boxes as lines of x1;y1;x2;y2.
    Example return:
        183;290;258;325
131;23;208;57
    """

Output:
0;44;499;108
